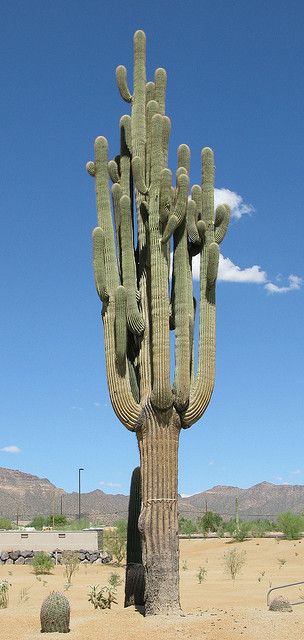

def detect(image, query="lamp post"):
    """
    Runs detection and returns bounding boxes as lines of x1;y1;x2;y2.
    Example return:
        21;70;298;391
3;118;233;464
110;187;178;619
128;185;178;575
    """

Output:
78;468;84;522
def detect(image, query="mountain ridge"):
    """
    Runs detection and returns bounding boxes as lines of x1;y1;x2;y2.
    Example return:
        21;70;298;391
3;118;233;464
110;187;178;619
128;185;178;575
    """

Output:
1;466;304;523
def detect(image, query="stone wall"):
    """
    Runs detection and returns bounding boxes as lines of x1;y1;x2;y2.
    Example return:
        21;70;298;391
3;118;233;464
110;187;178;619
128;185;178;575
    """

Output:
0;548;112;565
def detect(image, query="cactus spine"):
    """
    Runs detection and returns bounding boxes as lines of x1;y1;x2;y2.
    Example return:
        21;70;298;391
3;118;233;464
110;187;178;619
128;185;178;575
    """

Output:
87;30;230;615
40;591;70;633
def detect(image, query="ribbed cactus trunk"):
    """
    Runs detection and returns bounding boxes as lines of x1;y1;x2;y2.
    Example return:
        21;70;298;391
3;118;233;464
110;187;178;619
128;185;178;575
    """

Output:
87;30;230;615
138;406;180;613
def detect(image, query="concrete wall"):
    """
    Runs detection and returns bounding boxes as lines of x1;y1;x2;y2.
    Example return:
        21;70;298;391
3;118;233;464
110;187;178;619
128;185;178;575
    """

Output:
0;530;99;551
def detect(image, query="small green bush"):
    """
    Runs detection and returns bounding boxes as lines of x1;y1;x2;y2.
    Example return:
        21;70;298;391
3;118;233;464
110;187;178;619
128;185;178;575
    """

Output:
223;547;246;581
178;517;197;536
197;511;223;534
29;515;48;530
277;512;304;540
32;552;53;575
104;519;127;565
0;580;10;608
0;517;13;530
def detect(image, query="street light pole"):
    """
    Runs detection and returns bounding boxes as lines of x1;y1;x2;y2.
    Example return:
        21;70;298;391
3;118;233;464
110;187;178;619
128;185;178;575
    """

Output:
78;468;84;522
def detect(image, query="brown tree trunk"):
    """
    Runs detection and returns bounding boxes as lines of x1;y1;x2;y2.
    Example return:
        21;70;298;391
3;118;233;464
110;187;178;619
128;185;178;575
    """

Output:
137;403;181;615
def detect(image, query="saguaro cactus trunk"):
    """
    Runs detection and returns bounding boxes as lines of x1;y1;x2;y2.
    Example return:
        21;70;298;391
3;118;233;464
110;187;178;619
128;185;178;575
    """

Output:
87;30;230;615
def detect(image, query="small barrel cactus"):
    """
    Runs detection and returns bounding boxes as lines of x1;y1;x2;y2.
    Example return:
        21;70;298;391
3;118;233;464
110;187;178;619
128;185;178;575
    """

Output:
40;591;70;633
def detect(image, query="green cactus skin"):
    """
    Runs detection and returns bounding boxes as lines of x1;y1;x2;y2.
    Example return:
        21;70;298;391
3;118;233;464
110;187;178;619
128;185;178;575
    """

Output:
40;591;70;633
124;467;145;607
87;30;230;615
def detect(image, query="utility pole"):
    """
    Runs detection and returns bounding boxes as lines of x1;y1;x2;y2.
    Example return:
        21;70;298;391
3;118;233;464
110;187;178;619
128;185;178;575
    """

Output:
78;468;84;522
60;495;63;516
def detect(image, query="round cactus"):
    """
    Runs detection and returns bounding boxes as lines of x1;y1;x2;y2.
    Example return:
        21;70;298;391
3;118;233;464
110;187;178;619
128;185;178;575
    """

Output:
40;591;70;633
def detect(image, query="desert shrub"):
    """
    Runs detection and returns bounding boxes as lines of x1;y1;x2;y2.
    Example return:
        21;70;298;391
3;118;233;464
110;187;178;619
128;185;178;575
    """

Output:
61;551;80;584
88;576;119;610
104;519;127;564
32;551;53;575
0;580;10;608
223;547;246;581
277;512;304;540
62;518;90;531
0;517;13;530
29;515;48;530
182;560;188;570
197;566;207;583
178;517;197;536
224;518;250;541
197;511;223;534
45;515;68;528
249;519;277;537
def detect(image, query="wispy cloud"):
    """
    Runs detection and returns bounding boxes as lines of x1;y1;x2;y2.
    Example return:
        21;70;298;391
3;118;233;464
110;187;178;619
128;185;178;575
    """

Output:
93;402;100;407
100;481;122;489
193;254;302;294
0;445;21;454
214;188;254;220
290;469;302;475
70;406;83;411
265;275;302;294
208;460;215;466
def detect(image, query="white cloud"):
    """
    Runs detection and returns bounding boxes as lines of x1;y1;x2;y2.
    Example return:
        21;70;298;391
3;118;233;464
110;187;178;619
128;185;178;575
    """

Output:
265;275;302;294
214;188;254;220
0;445;21;454
208;460;215;466
192;253;302;294
93;402;100;407
100;481;122;489
290;469;302;475
218;255;267;283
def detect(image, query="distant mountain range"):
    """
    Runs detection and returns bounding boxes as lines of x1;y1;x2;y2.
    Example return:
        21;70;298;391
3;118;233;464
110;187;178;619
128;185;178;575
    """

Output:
1;467;304;524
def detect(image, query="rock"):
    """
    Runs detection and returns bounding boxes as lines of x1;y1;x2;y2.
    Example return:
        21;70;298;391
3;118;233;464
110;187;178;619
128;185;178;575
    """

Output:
15;556;25;565
6;558;13;564
1;552;9;561
21;550;34;558
24;557;33;565
78;553;86;561
269;596;293;612
93;558;102;565
81;559;89;564
100;551;112;564
9;550;20;561
89;552;99;562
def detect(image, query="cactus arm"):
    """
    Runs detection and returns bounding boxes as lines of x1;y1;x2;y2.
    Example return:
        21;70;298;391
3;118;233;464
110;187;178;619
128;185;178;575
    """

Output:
132;30;146;159
91;137;141;430
146;99;159;187
116;65;132;102
154;67;166;115
92;228;108;302
115;285;127;365
108;159;120;183
149;113;172;409
177;144;190;175
162;116;171;168
182;147;216;428
215;203;230;244
120;194;145;335
172;214;190;410
146;81;155;103
160;168;172;223
161;172;189;242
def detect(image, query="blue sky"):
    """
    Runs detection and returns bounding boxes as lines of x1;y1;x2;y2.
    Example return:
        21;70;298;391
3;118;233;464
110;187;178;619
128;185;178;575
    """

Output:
1;0;303;501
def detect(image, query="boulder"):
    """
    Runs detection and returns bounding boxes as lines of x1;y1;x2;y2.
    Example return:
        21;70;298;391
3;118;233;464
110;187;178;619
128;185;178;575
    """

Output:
9;550;20;561
78;553;86;561
15;556;25;565
93;558;102;565
20;550;34;558
1;552;9;561
6;558;13;564
24;557;33;565
100;551;112;564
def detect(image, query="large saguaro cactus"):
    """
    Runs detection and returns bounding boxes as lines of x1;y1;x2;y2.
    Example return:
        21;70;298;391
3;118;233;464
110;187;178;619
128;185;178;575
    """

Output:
87;30;230;615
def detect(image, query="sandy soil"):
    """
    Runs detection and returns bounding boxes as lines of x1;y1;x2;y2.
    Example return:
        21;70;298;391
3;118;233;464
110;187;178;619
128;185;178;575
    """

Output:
1;538;304;639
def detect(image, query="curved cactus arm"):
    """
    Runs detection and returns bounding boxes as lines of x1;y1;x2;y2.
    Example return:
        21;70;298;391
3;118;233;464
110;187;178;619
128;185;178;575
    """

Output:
111;183;122;276
120;115;132;155
132;30;146;159
161;173;189;242
90;137;141;431
186;198;200;244
108;159;120;184
182;147;217;428
154;67;167;115
149;113;172;409
191;184;202;222
215;204;230;244
116;65;132;102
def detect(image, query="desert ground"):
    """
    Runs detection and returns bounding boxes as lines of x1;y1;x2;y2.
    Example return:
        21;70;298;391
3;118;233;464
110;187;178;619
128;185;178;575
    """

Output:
1;538;304;639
